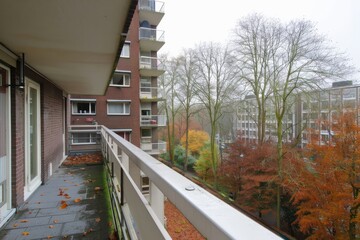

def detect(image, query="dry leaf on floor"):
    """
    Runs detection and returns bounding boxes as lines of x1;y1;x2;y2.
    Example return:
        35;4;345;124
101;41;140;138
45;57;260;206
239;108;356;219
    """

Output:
59;202;68;209
53;220;59;223
13;223;19;228
22;231;30;236
49;225;54;229
94;187;101;191
47;236;53;239
95;218;101;223
74;198;81;203
20;220;29;223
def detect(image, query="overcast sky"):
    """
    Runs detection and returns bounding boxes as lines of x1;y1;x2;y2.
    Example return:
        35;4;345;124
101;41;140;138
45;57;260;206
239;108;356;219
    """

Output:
158;0;360;79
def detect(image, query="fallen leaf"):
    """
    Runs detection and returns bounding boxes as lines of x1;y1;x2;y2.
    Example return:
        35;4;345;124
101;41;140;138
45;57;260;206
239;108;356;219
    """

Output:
94;187;101;191
60;200;66;204
83;232;87;236
59;202;68;210
74;198;81;203
47;236;53;239
22;231;30;236
20;219;29;223
13;223;19;228
53;220;59;224
49;225;54;229
65;195;71;199
95;218;101;223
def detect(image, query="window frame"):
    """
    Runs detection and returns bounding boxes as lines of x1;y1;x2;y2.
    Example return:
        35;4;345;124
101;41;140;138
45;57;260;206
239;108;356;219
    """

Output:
120;42;130;58
110;71;131;87
71;99;96;115
107;100;131;115
71;132;98;145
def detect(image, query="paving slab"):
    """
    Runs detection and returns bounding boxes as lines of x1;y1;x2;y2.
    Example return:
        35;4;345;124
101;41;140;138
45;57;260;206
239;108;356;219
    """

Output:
0;165;113;240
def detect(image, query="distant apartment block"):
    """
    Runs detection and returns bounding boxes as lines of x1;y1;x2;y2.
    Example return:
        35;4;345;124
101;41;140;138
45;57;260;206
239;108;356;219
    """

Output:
237;81;360;147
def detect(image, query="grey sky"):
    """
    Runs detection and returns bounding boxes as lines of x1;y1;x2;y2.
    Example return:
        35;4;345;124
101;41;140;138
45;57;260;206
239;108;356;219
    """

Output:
159;0;360;79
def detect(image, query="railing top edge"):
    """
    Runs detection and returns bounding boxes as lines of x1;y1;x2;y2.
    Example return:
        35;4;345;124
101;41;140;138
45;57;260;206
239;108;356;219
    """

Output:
100;125;282;239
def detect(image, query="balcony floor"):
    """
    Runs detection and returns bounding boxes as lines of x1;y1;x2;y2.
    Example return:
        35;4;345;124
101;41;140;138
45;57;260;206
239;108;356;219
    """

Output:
0;164;113;240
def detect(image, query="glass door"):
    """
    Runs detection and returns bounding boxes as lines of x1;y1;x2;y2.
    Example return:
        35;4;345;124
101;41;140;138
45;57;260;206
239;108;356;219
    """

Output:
24;80;41;198
0;64;14;227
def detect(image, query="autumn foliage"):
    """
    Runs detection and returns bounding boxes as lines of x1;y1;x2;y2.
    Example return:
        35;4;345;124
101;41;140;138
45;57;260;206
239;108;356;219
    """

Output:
180;130;209;156
219;139;277;217
288;112;360;239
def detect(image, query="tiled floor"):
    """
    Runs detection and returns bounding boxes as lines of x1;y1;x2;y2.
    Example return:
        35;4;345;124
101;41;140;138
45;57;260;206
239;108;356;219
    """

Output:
0;165;113;240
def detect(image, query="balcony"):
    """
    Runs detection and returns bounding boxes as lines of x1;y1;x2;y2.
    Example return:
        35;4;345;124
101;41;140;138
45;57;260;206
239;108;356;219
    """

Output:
139;27;165;52
140;115;166;127
139;56;165;77
139;0;165;26
66;125;284;239
140;140;166;155
140;86;163;101
97;126;284;239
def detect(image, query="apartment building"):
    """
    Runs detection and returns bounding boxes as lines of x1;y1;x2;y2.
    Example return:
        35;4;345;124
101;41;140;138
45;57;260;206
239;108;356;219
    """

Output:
69;0;166;156
0;1;136;227
237;81;359;147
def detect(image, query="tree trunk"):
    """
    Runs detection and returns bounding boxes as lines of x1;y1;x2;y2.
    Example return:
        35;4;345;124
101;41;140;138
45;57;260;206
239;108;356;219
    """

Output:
276;119;283;229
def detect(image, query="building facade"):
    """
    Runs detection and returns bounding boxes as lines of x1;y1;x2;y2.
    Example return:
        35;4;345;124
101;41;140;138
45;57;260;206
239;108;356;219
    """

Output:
0;1;136;227
237;81;360;147
69;0;166;156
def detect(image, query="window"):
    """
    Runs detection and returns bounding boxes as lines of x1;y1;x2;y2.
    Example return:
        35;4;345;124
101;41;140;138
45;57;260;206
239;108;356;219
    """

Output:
107;101;130;115
72;132;98;144
120;42;130;58
111;72;130;87
71;100;96;115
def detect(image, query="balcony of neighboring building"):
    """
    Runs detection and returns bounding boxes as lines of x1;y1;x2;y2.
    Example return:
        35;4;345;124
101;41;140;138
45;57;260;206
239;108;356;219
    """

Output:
139;0;165;26
139;56;165;77
140;139;166;155
139;27;165;52
140;115;166;127
140;83;163;101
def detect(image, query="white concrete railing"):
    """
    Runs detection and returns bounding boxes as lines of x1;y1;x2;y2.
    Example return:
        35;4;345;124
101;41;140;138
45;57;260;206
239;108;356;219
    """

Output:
140;140;166;155
139;0;164;13
140;115;166;127
100;126;283;240
139;56;164;71
139;27;165;42
140;86;163;99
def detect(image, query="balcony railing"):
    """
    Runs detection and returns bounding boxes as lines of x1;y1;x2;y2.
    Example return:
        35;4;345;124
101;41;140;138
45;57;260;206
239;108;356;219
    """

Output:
140;86;163;100
139;56;164;71
98;126;283;239
140;140;166;155
139;27;165;42
139;0;165;13
140;115;166;127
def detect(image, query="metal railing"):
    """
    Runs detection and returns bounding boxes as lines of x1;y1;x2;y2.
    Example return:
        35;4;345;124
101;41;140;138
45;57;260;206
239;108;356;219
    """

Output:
139;0;165;13
139;27;165;42
140;86;163;99
139;56;164;71
140;115;166;127
99;126;283;240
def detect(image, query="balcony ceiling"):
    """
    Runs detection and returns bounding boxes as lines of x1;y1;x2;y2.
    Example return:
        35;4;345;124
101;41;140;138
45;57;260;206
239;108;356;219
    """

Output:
0;0;136;95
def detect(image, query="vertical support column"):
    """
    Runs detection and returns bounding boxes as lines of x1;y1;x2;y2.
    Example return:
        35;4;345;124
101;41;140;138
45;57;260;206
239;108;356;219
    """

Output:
128;159;141;189
150;181;165;225
122;151;129;172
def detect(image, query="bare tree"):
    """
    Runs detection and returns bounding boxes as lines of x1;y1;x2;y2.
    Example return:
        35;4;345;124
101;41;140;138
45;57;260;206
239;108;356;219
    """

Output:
194;42;241;188
159;55;182;166
176;49;199;171
232;14;278;144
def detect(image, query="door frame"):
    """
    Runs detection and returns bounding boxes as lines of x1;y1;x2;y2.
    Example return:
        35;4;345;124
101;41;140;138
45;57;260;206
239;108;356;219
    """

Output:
0;63;15;227
24;78;42;200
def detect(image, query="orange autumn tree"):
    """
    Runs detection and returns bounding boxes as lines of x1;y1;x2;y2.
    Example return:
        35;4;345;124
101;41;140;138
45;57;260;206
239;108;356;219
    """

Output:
220;139;277;218
180;130;209;157
289;112;360;239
